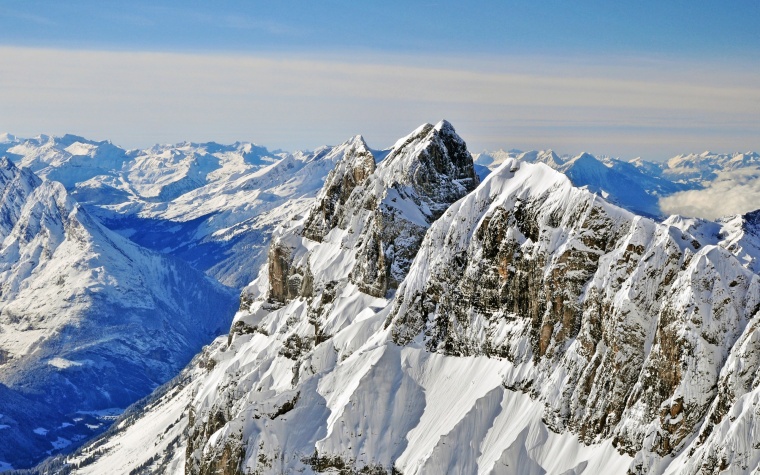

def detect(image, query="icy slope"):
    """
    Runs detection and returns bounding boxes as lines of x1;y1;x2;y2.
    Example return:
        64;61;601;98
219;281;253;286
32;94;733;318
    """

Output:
0;159;237;470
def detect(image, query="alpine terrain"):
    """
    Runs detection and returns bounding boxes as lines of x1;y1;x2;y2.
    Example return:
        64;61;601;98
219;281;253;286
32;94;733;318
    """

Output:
474;149;760;220
26;121;760;475
0;133;378;289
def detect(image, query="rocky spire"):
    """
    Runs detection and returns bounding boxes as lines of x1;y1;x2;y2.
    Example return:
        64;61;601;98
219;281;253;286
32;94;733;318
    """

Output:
269;120;480;303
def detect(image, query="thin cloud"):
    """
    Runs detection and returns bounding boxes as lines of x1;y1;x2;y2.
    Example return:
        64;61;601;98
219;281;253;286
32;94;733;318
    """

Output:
0;46;758;158
0;8;56;26
218;16;304;35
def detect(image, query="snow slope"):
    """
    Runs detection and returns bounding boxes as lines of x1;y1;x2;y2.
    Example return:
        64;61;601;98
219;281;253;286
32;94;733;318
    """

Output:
389;158;760;472
0;159;237;470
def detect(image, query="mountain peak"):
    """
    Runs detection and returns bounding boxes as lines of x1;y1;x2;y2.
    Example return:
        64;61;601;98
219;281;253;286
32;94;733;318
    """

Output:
0;153;237;467
0;155;41;191
574;151;596;161
385;121;468;167
434;118;454;133
565;152;608;170
300;136;376;243
536;149;564;167
0;132;17;144
281;121;479;302
379;120;478;219
348;133;367;144
388;119;462;154
340;134;370;152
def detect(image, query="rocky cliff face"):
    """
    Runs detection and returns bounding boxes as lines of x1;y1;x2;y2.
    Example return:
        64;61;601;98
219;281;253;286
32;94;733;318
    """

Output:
61;127;760;475
177;121;480;474
301;136;377;243
388;158;760;473
264;120;479;305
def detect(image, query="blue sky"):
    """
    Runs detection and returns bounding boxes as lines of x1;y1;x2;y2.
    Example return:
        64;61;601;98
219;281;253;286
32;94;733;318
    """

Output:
3;1;759;59
1;1;759;159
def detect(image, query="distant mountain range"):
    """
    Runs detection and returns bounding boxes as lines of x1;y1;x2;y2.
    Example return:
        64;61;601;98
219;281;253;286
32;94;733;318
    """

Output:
474;148;760;219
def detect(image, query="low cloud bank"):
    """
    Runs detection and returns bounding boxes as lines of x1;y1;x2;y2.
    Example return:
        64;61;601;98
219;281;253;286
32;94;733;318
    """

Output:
660;167;760;219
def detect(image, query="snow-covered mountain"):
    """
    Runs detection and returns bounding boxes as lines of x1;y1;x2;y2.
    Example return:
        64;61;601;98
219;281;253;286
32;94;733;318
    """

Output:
477;149;690;218
476;149;760;220
662;151;760;183
102;141;367;289
3;134;131;190
388;158;760;473
52;122;760;475
0;159;237;470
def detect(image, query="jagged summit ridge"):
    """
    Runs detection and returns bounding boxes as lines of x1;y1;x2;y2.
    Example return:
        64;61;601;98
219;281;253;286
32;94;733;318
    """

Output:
380;120;479;220
0;158;44;240
268;120;479;305
301;134;376;242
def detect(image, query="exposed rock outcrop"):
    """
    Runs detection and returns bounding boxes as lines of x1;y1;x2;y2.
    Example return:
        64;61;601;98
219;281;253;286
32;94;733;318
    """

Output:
387;159;760;472
184;120;479;474
264;120;479;306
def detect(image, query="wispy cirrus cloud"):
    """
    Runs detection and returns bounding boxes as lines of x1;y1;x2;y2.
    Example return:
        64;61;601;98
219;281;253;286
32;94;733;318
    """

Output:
0;8;56;26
